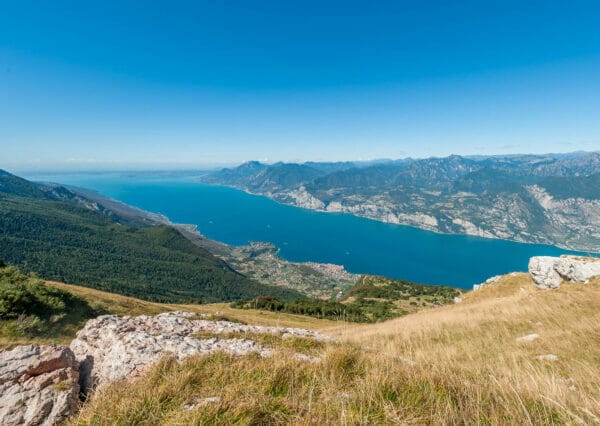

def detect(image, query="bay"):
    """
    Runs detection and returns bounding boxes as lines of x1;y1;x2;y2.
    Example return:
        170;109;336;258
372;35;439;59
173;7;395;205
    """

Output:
26;172;590;289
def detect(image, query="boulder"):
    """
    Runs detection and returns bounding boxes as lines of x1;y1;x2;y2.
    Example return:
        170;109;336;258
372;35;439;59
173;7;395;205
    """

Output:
529;255;600;289
0;345;79;426
528;257;562;289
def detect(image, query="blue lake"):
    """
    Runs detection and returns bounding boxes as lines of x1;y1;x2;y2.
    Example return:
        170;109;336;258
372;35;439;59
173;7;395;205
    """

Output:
26;172;591;289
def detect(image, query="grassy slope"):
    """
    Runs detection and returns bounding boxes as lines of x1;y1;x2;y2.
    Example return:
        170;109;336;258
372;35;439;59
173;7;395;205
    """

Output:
70;273;600;424
1;279;337;350
54;280;337;327
342;274;462;320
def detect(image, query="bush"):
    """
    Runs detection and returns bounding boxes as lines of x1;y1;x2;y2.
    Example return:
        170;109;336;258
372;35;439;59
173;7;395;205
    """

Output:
0;267;71;319
0;266;96;337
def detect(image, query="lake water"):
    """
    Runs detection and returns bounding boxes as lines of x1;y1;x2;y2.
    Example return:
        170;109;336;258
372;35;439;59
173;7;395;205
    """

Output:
26;172;590;289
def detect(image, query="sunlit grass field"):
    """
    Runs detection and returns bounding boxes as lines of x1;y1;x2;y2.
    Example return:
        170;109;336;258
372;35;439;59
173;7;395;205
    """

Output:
65;273;600;424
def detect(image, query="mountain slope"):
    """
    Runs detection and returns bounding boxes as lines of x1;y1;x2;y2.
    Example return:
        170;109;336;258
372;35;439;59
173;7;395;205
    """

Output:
200;152;600;251
0;169;49;198
539;172;600;200
0;170;300;303
0;266;335;349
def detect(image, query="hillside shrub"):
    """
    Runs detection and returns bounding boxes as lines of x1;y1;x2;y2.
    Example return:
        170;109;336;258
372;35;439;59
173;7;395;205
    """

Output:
0;266;96;337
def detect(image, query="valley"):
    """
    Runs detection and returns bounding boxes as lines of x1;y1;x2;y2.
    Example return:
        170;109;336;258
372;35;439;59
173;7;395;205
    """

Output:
22;171;590;289
1;169;461;323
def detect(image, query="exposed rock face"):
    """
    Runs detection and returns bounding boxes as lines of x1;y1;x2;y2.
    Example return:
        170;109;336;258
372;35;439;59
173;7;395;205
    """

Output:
283;186;325;210
0;345;79;426
527;185;600;251
529;255;600;289
70;311;331;392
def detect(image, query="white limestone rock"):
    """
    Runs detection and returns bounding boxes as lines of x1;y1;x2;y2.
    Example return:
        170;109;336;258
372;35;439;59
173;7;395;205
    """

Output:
528;257;563;289
0;345;80;426
516;333;539;343
535;354;559;362
473;275;502;291
183;396;221;411
529;255;600;289
284;186;325;210
70;311;331;393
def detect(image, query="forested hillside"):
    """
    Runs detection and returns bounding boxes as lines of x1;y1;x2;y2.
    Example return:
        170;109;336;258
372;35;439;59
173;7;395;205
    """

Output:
0;170;299;303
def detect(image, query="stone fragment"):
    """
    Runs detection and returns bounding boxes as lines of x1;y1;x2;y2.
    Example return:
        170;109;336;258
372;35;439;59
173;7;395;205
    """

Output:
516;333;539;343
183;396;221;411
0;345;79;426
293;353;321;363
535;354;559;361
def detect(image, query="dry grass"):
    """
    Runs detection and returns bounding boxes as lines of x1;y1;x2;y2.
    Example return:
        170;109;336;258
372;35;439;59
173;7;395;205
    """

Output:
46;281;340;331
333;273;600;423
72;274;600;424
1;281;339;350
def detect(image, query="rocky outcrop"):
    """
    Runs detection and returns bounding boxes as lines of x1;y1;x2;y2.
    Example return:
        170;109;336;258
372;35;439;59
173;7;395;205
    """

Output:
0;345;79;426
473;275;502;291
529;257;563;289
0;312;330;424
282;186;325;210
529;255;600;289
70;311;331;393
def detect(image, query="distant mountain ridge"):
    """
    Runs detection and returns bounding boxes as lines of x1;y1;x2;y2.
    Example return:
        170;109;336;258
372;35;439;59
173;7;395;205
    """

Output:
200;152;600;252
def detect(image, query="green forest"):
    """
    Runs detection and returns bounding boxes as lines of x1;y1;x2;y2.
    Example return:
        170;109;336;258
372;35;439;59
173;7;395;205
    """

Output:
231;296;373;322
346;275;461;302
0;171;299;303
232;275;462;323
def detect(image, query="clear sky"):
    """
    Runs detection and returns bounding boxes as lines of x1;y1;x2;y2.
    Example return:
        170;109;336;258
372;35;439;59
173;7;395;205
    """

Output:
1;1;600;171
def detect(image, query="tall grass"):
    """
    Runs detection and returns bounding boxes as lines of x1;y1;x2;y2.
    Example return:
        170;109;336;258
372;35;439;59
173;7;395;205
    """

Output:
73;273;600;424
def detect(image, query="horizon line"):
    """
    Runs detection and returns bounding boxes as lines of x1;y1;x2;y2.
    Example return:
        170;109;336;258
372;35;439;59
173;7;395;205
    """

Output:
8;149;600;175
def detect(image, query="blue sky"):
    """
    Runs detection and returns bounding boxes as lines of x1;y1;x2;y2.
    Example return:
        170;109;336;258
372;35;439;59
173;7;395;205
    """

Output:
1;1;600;171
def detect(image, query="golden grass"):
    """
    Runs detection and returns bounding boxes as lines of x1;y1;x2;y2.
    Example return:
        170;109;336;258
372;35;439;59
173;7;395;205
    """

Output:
72;274;600;424
0;281;340;350
333;273;600;423
46;280;340;331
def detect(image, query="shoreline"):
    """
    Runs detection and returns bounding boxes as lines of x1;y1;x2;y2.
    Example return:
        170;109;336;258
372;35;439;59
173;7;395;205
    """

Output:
220;184;600;256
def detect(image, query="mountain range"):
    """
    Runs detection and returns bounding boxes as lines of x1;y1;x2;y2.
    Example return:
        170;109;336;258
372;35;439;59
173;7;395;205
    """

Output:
200;152;600;252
